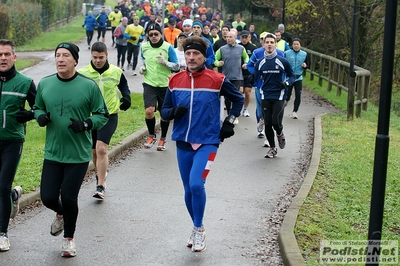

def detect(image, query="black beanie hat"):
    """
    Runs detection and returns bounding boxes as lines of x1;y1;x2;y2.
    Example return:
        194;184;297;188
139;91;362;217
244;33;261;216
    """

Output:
147;23;163;34
55;42;80;63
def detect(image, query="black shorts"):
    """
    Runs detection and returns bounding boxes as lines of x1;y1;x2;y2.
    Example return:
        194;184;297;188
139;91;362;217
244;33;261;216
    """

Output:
242;75;253;88
91;114;118;148
143;83;167;112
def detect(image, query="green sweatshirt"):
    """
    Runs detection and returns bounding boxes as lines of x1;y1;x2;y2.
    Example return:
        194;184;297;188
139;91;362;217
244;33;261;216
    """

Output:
34;72;109;163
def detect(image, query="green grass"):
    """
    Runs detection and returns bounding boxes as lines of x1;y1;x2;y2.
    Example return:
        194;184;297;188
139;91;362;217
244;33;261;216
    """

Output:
295;78;400;265
17;17;87;52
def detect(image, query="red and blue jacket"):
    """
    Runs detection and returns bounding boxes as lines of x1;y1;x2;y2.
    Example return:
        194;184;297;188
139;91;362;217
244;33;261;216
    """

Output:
161;67;244;145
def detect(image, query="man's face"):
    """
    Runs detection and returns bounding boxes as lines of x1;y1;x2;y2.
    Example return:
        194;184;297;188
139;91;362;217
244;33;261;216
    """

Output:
0;44;16;73
203;25;210;34
55;48;76;78
240;34;249;45
211;28;218;37
148;30;161;43
192;25;202;36
185;49;205;72
114;8;119;13
183;25;192;34
150;15;155;21
91;51;108;69
221;27;229;37
249;25;255;32
168;23;176;29
264;37;276;54
275;32;282;41
201;14;207;21
226;32;236;45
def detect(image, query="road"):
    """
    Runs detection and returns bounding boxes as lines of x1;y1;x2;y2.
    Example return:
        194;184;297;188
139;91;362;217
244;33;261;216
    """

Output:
5;36;336;265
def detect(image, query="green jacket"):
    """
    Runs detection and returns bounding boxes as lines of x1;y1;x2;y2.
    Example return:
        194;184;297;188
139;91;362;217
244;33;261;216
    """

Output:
0;71;34;140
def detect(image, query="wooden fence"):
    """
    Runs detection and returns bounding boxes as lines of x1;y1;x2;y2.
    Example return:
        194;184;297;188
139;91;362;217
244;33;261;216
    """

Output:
302;47;371;120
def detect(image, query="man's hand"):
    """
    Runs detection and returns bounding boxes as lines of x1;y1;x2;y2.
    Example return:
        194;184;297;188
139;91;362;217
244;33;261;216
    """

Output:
68;118;88;133
130;36;137;41
120;95;131;111
219;118;235;142
172;105;188;119
156;53;167;65
16;106;34;123
139;66;146;75
38;112;51;127
278;81;289;89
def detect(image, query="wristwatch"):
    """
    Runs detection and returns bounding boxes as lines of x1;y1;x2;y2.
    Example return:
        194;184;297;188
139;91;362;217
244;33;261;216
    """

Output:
83;121;89;130
225;115;236;124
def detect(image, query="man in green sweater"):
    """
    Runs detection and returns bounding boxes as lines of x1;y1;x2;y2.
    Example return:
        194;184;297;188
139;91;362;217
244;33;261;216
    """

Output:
34;42;109;258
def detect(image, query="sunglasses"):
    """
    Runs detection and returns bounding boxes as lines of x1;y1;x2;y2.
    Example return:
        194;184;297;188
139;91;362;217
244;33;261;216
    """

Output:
149;32;159;37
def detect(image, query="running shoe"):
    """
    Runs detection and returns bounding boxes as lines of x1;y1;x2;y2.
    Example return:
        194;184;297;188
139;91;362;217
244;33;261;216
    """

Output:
10;186;22;219
233;118;239;125
277;132;286;149
131;71;137;76
192;228;206;252
93;185;105;199
263;139;270;147
157;139;167;151
144;135;156;149
257;131;265;138
186;229;195;248
257;119;264;133
292;112;298;119
242;109;250;117
264;147;277;158
0;233;10;252
61;238;76;257
51;214;64;236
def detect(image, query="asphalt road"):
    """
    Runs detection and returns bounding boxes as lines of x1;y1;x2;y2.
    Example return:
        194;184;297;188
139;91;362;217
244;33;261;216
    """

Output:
5;36;335;265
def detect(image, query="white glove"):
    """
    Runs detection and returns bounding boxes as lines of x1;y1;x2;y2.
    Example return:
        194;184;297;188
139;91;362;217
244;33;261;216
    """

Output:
156;53;166;65
139;66;146;75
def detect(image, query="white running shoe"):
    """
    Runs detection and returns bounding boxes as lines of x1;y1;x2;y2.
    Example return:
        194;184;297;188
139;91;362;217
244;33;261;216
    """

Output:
61;238;76;257
192;228;206;252
186;229;195;248
257;119;264;132
51;214;64;236
292;112;298;119
242;109;250;117
263;139;270;147
265;147;277;158
0;233;10;251
233;118;239;125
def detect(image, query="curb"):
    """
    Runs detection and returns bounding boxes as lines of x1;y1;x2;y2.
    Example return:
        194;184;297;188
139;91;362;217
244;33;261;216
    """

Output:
278;114;324;266
16;123;159;211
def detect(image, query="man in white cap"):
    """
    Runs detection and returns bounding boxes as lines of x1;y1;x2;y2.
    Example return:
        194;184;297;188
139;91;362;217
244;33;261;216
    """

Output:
278;23;292;46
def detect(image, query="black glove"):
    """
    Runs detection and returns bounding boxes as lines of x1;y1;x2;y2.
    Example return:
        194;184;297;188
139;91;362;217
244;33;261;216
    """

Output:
16;106;34;123
248;74;255;85
120;95;131;111
38;113;51;127
172;105;188;119
68;118;88;133
82;25;85;28
219;120;235;142
278;81;289;89
130;36;137;41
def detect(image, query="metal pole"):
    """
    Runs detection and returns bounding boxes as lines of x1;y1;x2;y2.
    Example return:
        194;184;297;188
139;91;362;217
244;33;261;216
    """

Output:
282;0;285;25
366;0;398;265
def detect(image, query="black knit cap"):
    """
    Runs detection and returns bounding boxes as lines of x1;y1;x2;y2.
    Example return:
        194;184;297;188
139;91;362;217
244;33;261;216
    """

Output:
147;23;163;34
55;42;80;63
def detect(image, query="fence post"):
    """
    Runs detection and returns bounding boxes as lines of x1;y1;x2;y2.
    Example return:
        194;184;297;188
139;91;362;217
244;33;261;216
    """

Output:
348;73;356;120
318;56;324;86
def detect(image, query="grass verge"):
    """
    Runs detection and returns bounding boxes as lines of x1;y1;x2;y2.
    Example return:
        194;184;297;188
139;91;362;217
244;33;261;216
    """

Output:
295;78;400;265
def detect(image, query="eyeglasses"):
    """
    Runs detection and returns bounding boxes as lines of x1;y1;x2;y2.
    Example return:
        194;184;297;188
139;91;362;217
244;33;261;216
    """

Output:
148;32;159;37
